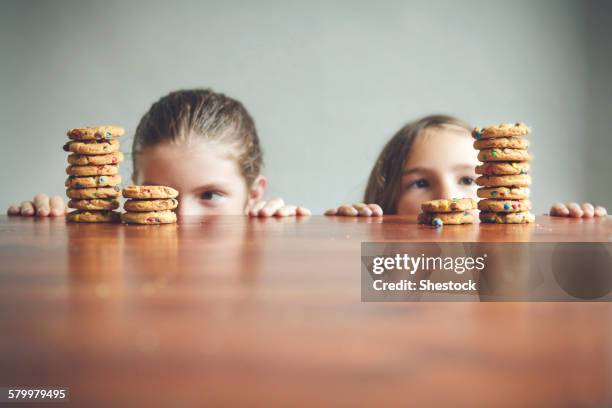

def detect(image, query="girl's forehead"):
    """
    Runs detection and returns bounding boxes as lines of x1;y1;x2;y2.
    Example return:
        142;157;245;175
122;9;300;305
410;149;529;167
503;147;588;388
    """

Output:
138;142;243;185
149;140;236;160
404;127;477;171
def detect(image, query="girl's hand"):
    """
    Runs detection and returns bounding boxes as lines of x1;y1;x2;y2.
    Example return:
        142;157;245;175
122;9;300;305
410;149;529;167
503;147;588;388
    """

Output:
324;203;383;217
549;202;608;218
247;197;311;217
7;194;66;217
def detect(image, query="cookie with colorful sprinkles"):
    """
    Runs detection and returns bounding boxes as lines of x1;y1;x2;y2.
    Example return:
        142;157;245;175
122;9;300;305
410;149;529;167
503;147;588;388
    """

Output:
123;198;178;212
475;174;532;188
477;187;530;200
68;199;120;211
477;148;532;162
472;123;530;139
473;136;530;150
418;198;476;227
121;210;177;225
477;199;532;213
421;198;476;213
66;186;121;199
479;211;535;224
66;210;121;223
66;164;119;176
67;152;124;166
418;211;475;226
65;175;122;189
67;126;124;141
121;185;179;225
476;162;530;176
63;125;124;222
122;185;179;199
63;139;120;155
473;121;534;224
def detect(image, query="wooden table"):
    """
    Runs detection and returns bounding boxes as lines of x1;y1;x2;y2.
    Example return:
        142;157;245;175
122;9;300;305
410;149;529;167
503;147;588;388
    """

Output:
1;215;611;407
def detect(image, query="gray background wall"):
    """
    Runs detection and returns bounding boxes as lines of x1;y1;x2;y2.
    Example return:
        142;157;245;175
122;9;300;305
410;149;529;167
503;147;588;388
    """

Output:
1;0;610;214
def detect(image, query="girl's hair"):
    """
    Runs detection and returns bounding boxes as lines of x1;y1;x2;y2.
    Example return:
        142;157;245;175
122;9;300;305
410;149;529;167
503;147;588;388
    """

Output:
363;114;471;214
132;89;263;186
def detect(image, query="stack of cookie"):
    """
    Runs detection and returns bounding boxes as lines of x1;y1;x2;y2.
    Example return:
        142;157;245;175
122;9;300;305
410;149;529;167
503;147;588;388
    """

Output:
121;185;179;224
64;126;124;223
418;198;477;227
473;123;535;224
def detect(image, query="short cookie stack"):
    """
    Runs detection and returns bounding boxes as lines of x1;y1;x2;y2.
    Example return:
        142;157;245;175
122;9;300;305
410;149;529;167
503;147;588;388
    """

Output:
418;198;477;227
121;185;179;224
473;123;535;224
63;126;124;223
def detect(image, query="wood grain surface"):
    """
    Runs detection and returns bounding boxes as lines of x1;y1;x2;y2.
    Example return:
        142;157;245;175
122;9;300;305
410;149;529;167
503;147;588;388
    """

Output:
0;215;610;407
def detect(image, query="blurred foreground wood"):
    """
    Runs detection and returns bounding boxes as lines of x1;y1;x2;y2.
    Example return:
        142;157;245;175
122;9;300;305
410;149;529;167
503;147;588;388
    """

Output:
0;215;610;407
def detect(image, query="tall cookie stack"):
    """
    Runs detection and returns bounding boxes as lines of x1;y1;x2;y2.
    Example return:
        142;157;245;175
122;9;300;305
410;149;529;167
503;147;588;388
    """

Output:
121;185;179;224
418;198;477;227
63;126;124;223
473;123;535;224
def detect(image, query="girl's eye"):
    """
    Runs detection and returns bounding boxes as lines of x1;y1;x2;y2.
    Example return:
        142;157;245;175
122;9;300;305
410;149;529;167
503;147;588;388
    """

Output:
407;179;430;189
459;176;475;186
200;191;224;201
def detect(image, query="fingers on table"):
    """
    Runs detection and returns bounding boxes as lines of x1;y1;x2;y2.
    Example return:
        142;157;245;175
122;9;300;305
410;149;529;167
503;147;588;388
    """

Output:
324;208;339;216
248;200;267;216
580;203;595;218
7;204;21;216
7;195;66;217
566;202;584;218
19;201;35;216
276;205;297;217
337;205;358;216
260;198;285;217
550;202;569;217
352;203;372;216
249;200;310;217
594;206;608;217
270;205;311;217
33;193;51;216
332;203;382;217
296;206;312;216
49;195;66;216
558;202;607;218
249;198;286;217
367;204;383;216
